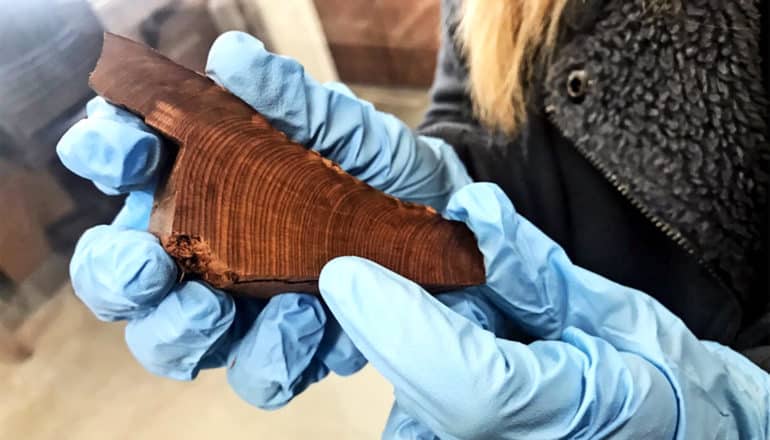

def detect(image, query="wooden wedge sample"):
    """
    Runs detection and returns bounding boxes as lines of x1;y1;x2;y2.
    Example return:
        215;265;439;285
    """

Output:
88;33;485;298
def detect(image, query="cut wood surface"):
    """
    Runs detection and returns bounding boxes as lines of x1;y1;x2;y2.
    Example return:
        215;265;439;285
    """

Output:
88;33;484;298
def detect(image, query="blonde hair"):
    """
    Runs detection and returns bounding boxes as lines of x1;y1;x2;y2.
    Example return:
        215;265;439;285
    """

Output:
459;0;568;135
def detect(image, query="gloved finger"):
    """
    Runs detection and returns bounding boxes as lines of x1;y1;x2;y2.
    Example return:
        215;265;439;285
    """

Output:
70;225;177;321
379;293;511;440
226;293;330;410
125;280;235;381
86;96;152;129
319;257;677;439
71;190;159;321
204;32;471;209
436;289;512;336
319;256;515;437
443;182;568;339
383;344;677;440
324;77;471;210
382;402;442;440
444;181;693;363
205;31;348;151
379;293;519;440
111;188;155;230
315;313;368;376
56;98;162;194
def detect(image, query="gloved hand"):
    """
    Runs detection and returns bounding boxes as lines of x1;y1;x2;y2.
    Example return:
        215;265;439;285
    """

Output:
55;31;472;409
319;183;770;439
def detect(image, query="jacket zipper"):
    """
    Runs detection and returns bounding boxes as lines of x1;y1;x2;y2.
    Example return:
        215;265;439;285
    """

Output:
544;108;726;287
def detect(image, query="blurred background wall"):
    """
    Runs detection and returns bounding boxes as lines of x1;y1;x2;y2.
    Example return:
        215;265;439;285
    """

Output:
0;0;438;437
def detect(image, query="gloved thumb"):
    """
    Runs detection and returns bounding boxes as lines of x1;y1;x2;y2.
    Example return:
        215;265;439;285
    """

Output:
444;182;568;339
319;257;678;440
318;256;520;439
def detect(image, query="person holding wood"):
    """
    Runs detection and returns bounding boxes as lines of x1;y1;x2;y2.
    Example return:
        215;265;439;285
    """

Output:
56;0;769;437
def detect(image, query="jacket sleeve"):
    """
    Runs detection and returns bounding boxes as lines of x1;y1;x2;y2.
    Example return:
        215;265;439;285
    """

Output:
416;0;500;178
418;0;473;126
736;0;770;370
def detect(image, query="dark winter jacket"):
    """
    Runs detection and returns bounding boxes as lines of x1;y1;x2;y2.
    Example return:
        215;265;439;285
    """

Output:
418;0;770;365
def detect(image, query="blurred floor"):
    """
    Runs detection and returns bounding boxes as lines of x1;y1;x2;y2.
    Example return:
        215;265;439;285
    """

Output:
1;285;393;439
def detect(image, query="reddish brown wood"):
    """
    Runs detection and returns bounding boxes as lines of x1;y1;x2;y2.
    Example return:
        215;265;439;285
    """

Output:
88;33;484;298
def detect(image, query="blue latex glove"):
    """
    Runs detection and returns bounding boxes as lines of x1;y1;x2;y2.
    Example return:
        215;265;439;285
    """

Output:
319;183;770;439
56;31;471;409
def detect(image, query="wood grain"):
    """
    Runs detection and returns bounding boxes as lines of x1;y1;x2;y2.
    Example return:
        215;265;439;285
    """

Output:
88;33;484;298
